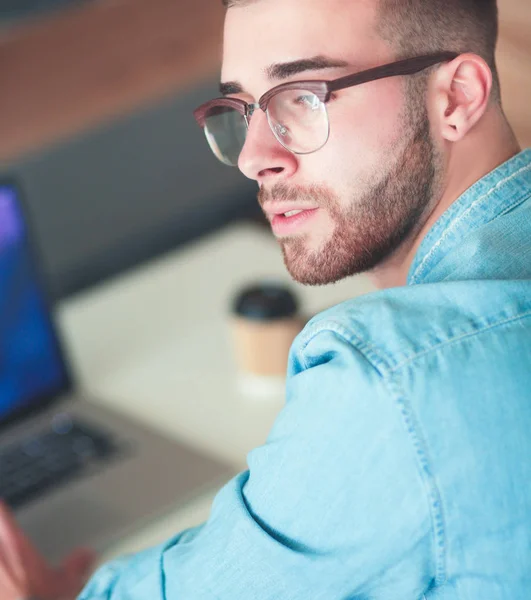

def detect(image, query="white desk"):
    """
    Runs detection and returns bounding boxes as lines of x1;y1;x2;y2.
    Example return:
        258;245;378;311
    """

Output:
57;223;375;560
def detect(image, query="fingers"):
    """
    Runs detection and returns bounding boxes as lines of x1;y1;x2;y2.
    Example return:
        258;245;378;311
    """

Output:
58;548;96;599
0;502;96;600
0;501;19;546
0;559;24;600
0;501;59;595
0;501;55;577
0;501;27;582
0;507;25;600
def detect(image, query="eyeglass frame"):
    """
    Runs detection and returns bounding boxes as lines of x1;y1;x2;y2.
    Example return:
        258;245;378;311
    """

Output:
193;51;459;153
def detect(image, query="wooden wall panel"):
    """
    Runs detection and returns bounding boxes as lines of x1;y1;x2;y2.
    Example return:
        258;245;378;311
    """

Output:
0;0;225;164
497;0;531;147
0;0;529;164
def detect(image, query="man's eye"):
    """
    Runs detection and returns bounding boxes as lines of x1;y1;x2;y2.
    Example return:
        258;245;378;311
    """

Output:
294;95;318;109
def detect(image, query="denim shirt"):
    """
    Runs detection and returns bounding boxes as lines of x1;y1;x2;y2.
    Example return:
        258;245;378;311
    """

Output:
80;149;531;599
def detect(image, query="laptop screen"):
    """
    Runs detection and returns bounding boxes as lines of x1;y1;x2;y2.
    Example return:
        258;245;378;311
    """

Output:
0;183;69;423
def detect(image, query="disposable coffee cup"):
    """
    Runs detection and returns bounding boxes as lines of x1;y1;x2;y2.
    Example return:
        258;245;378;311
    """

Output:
230;283;305;381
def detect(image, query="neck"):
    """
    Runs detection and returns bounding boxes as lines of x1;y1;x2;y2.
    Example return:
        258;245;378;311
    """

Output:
368;110;521;290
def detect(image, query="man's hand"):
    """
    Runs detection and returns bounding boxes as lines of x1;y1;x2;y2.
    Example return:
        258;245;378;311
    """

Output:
0;502;95;600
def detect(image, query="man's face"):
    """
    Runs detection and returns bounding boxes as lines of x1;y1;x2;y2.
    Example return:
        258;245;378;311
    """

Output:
222;0;442;285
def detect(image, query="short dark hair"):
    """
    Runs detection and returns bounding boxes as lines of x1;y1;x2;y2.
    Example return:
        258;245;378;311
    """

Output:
377;0;500;101
222;0;500;101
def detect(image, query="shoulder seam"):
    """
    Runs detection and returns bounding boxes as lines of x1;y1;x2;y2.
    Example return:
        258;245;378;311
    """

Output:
299;321;391;376
384;373;447;586
390;309;531;373
302;305;531;377
300;319;444;586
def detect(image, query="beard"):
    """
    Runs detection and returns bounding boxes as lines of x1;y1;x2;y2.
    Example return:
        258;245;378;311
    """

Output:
258;104;443;286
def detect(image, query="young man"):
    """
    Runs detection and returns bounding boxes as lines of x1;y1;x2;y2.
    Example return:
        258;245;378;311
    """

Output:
2;0;530;597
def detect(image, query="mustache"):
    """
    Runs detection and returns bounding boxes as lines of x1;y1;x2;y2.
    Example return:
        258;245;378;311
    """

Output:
258;183;333;208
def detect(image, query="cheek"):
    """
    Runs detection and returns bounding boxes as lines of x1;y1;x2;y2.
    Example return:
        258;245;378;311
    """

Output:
328;81;405;162
296;82;405;194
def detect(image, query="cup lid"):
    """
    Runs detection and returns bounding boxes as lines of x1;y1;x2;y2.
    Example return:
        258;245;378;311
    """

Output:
233;282;299;321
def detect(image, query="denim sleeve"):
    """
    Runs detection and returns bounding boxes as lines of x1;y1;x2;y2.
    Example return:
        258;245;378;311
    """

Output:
80;326;436;599
78;527;204;599
78;556;132;600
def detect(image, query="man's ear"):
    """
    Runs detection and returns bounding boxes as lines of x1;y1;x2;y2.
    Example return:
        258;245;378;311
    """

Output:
432;53;493;142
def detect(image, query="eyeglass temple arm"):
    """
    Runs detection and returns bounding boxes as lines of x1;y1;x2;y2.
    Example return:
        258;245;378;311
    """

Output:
328;52;460;94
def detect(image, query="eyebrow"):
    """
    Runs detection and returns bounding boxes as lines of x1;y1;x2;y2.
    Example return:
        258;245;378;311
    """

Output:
219;55;351;96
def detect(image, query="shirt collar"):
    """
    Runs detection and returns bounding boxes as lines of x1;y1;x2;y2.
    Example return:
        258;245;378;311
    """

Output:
408;148;531;285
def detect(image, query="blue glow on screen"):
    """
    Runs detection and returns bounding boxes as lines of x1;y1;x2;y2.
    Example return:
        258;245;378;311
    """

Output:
0;186;67;421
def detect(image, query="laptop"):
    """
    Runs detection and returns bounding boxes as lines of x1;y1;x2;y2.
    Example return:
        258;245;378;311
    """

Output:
0;178;233;563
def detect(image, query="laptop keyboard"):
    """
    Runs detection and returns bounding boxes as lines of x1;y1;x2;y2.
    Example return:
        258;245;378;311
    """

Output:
0;415;119;509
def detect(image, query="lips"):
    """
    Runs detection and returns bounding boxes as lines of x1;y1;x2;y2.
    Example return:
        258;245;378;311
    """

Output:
270;208;319;236
263;201;319;217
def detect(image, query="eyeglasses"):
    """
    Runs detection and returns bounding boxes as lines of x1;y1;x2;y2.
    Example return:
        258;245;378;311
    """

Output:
193;52;458;167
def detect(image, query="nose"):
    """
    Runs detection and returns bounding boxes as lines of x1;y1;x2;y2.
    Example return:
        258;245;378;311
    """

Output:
237;109;298;183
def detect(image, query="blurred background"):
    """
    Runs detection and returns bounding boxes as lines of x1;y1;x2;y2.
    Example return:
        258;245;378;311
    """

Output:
0;0;529;570
0;0;529;301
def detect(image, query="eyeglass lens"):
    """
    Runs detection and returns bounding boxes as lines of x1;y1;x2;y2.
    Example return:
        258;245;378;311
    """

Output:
204;106;248;166
203;90;329;166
